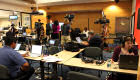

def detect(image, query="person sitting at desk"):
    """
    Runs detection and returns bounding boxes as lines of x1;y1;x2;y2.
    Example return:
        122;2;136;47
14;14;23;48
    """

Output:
82;27;89;37
81;31;103;48
112;36;138;62
0;37;34;80
110;36;138;80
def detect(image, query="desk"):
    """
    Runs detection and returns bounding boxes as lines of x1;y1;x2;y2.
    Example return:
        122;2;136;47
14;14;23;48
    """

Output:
55;49;84;64
18;49;83;80
64;58;137;75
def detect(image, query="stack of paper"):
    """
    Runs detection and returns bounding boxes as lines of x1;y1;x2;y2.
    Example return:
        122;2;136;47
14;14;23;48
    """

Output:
43;56;62;62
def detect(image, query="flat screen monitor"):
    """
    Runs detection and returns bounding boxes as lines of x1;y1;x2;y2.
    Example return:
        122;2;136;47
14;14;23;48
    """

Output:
9;15;18;20
49;40;55;45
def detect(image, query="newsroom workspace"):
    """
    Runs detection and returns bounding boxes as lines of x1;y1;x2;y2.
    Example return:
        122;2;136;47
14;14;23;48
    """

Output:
0;0;140;80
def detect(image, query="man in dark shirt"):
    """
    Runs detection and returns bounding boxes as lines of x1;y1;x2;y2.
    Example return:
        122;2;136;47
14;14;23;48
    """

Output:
0;37;34;80
46;19;53;41
82;32;102;48
61;19;71;48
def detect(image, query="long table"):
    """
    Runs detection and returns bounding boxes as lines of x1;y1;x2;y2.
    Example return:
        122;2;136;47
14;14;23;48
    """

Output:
19;49;83;80
54;49;84;64
64;58;137;75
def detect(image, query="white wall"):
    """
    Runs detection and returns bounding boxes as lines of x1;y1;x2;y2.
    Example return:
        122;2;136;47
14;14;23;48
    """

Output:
132;0;136;14
0;2;31;12
0;18;11;27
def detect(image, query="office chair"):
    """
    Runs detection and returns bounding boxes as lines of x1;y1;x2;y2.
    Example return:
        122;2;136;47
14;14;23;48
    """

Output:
84;47;103;60
48;46;60;55
0;65;10;80
67;71;99;80
83;47;103;77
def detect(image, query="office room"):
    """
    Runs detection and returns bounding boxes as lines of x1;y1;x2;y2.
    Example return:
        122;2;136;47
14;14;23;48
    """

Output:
0;0;140;80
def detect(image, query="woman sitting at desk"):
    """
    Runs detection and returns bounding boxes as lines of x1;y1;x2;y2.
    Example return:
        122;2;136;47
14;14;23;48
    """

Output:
110;36;138;80
112;36;138;62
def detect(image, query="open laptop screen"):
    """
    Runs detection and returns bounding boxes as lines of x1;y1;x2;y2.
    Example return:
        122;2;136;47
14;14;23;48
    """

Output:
76;37;82;43
31;45;42;55
14;44;21;51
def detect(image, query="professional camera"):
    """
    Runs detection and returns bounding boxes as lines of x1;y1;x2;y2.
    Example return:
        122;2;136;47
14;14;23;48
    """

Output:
64;14;75;22
94;16;110;24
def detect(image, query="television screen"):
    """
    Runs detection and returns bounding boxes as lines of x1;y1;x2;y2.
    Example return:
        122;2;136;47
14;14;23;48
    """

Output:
9;15;18;20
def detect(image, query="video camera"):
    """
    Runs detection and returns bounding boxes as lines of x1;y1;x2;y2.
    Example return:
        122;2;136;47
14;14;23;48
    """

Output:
64;14;75;22
94;17;110;24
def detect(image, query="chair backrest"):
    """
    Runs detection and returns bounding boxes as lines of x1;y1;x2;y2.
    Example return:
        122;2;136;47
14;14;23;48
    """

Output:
84;47;102;60
0;65;10;79
67;71;99;80
48;46;59;55
54;39;60;46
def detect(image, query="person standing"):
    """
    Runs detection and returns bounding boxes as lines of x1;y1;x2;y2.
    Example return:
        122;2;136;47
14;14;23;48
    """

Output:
46;19;53;41
36;19;42;41
61;19;71;48
52;20;60;39
40;23;44;44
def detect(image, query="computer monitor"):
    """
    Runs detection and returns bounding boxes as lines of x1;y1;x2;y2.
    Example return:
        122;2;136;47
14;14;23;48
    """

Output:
9;15;18;20
14;44;21;51
49;40;55;45
31;45;42;55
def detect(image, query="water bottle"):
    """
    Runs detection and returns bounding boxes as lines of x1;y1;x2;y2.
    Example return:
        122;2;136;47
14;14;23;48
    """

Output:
107;60;111;68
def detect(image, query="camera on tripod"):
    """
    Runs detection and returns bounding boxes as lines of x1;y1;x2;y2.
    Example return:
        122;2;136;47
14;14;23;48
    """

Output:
64;14;75;22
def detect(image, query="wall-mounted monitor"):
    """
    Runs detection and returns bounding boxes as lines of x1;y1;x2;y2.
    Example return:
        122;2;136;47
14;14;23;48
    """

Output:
9;15;18;20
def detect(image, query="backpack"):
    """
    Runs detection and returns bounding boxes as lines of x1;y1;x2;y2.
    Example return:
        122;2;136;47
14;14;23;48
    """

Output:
64;42;80;52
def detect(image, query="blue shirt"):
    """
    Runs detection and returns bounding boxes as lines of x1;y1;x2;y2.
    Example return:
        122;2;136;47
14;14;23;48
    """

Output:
0;46;27;77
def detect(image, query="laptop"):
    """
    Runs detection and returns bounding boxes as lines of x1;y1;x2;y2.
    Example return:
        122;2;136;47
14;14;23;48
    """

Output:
30;45;42;57
76;37;83;43
23;32;27;36
119;55;139;70
14;44;21;51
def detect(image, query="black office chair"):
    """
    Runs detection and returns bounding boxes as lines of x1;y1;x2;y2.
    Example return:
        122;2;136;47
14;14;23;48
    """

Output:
48;46;60;55
0;65;10;80
67;71;99;80
83;47;103;77
84;47;103;60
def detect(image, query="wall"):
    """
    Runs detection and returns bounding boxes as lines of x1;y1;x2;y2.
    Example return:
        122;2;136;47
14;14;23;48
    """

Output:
134;0;140;49
44;1;132;34
41;1;132;43
135;0;140;79
49;11;102;32
132;0;136;14
0;18;11;27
